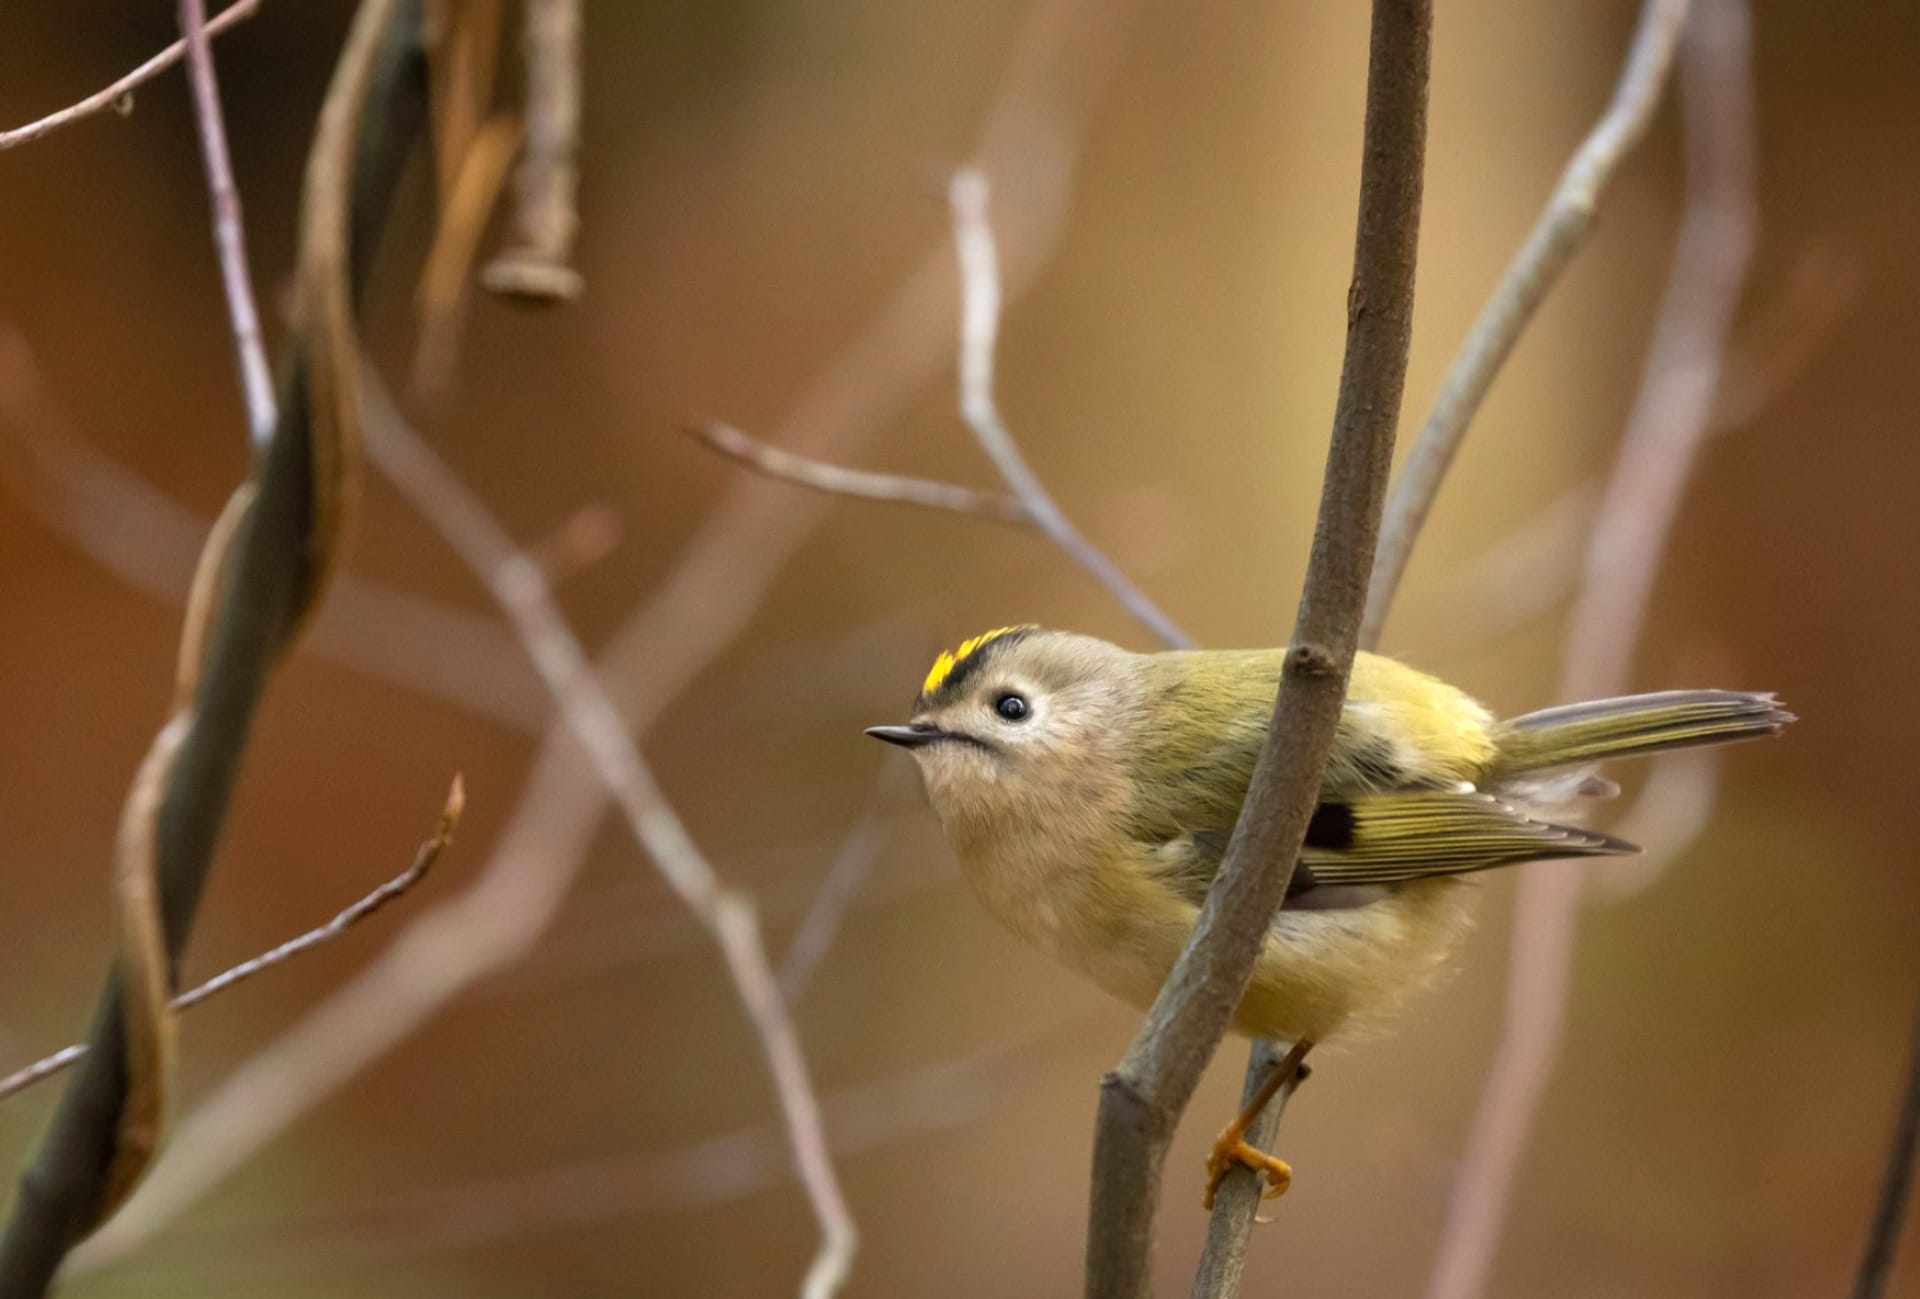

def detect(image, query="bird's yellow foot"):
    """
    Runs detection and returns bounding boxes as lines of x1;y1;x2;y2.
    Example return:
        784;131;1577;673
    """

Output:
1203;1130;1292;1209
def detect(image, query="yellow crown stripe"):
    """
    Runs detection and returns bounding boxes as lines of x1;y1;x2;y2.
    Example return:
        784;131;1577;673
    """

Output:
920;625;1031;696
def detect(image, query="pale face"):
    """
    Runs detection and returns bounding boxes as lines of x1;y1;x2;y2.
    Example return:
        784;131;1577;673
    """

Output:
865;631;1137;850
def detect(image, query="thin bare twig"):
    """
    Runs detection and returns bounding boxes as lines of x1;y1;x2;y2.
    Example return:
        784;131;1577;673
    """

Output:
1423;4;1757;1296
947;169;1193;650
1854;996;1920;1299
1364;0;1693;647
1087;3;1431;1295
179;0;278;446
361;390;855;1299
75;0;1147;1266
482;0;583;300
0;0;264;153
0;781;462;1105
686;420;1033;526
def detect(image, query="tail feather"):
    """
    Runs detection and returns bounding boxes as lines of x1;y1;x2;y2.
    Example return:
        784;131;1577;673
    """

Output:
1490;688;1793;778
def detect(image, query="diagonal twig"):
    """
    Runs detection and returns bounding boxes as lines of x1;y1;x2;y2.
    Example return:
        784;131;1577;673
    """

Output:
361;387;856;1299
686;420;1032;526
1364;0;1693;647
0;781;462;1105
0;0;264;153
1422;4;1758;1296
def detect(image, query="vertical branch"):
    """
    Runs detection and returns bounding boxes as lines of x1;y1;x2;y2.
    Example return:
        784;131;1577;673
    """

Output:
1084;3;1431;1295
1422;4;1757;1297
1364;0;1693;645
482;0;584;301
179;0;279;446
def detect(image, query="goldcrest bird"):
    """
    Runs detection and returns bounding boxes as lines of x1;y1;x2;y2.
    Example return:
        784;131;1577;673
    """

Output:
866;625;1791;1204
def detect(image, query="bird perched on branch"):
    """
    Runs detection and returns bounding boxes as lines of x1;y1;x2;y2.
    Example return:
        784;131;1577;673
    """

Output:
866;625;1791;1206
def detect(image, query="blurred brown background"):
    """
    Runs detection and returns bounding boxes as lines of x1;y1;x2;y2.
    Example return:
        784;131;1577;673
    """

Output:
1;1;1916;1296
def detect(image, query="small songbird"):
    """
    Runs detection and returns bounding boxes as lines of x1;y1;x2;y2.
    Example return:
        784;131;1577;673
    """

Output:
866;626;1791;1204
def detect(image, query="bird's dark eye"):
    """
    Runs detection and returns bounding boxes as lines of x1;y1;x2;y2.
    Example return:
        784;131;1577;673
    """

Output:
993;692;1030;722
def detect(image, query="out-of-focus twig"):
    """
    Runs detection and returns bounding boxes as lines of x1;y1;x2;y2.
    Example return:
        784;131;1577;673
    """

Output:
0;781;462;1105
127;1030;1058;1283
1176;4;1429;1290
686;420;1033;526
1854;997;1920;1299
0;0;263;153
362;391;856;1299
778;765;909;1003
179;0;278;447
1423;4;1757;1297
412;114;524;398
76;0;1146;1267
1364;0;1692;647
947;169;1192;651
1081;1;1430;1293
0;323;549;732
483;0;583;301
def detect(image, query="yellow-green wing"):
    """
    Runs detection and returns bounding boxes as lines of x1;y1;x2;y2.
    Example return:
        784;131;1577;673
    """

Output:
1298;788;1637;886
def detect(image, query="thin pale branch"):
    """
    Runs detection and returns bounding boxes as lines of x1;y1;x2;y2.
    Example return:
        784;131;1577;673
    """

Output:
0;0;263;153
1423;4;1757;1296
946;168;1193;650
1854;997;1920;1299
1087;3;1431;1295
1364;0;1692;647
0;781;462;1105
179;0;279;447
361;388;856;1299
482;0;583;300
687;420;1032;525
73;0;1148;1265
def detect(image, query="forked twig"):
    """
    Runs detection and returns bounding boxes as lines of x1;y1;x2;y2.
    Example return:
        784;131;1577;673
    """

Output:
947;169;1192;651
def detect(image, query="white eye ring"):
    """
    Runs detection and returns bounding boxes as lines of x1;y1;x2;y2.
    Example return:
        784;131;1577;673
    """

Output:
993;692;1031;722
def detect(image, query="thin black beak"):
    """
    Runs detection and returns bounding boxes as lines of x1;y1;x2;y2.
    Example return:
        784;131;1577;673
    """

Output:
864;723;943;749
